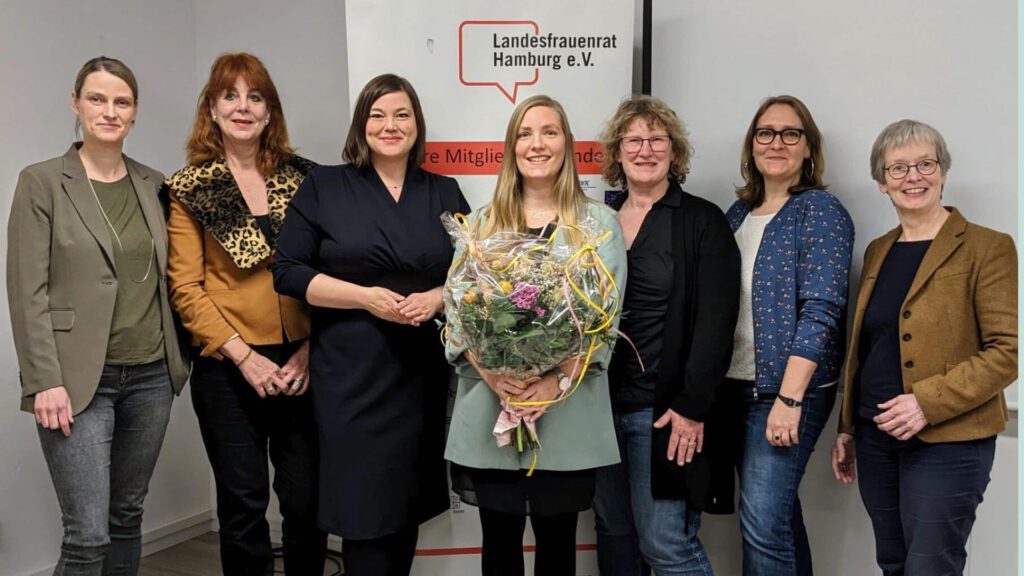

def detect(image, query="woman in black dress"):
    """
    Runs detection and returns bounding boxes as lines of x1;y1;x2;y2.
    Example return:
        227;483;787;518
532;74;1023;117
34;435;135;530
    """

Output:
272;73;469;576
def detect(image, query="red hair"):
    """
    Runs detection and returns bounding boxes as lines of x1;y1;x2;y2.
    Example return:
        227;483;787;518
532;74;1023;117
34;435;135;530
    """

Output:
186;53;293;174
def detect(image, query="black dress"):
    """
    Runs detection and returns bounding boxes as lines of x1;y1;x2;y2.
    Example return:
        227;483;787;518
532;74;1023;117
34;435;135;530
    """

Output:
272;164;470;539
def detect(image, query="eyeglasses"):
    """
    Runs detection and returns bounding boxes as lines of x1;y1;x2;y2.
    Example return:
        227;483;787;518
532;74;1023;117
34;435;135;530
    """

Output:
620;135;671;154
754;128;805;146
884;159;940;180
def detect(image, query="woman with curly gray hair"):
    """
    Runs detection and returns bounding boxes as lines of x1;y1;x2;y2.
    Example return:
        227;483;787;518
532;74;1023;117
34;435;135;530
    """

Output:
592;95;740;575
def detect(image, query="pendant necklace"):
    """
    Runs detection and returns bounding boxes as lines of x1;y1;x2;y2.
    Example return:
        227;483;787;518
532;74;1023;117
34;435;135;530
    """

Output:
88;177;155;284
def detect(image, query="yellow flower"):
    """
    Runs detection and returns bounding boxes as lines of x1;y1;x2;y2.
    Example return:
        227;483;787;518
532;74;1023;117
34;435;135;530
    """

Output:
498;281;513;294
462;291;478;304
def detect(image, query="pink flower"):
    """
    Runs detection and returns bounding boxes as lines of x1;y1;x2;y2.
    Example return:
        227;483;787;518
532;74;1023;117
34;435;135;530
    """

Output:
533;306;546;317
509;282;540;310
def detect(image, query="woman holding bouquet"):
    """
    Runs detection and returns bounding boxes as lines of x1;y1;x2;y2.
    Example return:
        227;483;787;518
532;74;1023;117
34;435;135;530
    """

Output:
444;94;627;576
272;73;469;576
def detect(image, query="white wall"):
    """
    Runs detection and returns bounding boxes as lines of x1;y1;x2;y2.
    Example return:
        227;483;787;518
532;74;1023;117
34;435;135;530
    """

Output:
650;1;1018;575
0;2;212;575
193;0;349;166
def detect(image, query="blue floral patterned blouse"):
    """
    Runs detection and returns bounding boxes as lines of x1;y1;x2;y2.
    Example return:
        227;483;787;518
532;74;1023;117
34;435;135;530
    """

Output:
726;189;855;392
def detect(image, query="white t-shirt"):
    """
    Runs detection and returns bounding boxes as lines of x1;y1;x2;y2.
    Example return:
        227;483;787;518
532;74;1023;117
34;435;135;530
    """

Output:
726;212;775;380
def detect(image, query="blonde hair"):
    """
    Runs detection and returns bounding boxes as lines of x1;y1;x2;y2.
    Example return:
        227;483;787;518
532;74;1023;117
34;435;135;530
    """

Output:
481;95;588;244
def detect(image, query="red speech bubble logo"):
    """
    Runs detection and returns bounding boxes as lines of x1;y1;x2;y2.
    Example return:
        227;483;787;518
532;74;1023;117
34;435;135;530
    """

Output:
459;20;540;104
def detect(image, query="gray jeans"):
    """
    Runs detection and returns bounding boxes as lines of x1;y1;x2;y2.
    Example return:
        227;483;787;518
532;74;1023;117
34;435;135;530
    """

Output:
38;360;173;576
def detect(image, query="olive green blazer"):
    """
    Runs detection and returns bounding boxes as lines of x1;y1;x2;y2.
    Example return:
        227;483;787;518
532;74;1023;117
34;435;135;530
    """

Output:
443;200;626;471
839;208;1017;442
8;144;190;415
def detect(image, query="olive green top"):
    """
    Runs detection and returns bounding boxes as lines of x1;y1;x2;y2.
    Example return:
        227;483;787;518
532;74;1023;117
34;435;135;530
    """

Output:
92;176;164;364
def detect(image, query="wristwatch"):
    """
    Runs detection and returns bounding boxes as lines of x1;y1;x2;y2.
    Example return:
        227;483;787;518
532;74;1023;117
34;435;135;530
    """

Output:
777;393;803;408
554;369;571;392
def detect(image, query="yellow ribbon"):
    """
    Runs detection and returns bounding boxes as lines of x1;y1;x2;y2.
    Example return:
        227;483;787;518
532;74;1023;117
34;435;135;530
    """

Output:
440;213;622;476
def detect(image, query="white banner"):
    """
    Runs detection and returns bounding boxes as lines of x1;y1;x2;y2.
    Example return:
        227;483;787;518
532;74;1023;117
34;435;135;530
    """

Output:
347;2;634;574
347;0;635;208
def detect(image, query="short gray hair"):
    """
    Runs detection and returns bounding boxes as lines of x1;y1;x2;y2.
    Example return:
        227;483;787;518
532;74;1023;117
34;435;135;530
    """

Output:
870;119;951;184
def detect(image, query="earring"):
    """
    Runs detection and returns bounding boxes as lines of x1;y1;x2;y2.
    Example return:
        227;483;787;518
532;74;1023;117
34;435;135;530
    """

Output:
211;113;217;121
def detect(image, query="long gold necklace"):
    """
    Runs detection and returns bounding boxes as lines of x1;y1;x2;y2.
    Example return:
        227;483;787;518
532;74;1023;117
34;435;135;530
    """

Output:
87;177;155;284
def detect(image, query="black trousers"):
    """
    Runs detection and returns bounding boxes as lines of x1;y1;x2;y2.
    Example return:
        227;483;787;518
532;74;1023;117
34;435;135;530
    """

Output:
479;508;578;576
190;343;327;576
855;418;995;576
341;525;420;575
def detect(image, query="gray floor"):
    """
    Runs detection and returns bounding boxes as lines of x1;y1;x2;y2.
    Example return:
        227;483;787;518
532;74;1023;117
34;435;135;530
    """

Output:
139;532;342;576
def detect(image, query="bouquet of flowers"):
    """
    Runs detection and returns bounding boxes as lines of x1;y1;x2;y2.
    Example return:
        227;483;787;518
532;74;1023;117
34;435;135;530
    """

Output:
441;212;621;470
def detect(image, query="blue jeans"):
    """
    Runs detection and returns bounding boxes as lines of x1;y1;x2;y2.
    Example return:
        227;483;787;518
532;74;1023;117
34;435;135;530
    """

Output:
855;418;995;576
736;382;835;576
594;407;714;576
37;360;173;576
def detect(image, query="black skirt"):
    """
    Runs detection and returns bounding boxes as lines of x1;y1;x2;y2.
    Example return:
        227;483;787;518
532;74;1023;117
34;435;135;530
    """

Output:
450;462;596;516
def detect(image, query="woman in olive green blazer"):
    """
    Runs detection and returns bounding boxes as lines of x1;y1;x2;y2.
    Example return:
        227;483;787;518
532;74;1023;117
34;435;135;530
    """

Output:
830;119;1016;575
6;57;188;574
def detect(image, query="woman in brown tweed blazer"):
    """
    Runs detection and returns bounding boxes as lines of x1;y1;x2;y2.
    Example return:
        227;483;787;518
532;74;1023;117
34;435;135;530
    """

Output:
830;119;1017;576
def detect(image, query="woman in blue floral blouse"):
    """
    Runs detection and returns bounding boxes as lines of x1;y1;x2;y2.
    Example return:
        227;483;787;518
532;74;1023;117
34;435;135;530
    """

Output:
724;95;854;576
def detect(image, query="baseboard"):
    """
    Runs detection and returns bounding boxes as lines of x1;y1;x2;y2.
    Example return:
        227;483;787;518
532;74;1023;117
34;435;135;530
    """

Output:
16;509;215;576
140;509;216;556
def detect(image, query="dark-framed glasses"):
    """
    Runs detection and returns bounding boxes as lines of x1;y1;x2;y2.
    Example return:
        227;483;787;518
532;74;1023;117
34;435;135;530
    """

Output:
754;128;805;146
620;135;671;154
884;159;940;180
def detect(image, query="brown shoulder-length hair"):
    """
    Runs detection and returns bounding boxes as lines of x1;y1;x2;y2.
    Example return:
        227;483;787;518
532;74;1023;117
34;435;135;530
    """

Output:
481;94;588;245
343;73;427;168
736;95;827;207
186;52;293;174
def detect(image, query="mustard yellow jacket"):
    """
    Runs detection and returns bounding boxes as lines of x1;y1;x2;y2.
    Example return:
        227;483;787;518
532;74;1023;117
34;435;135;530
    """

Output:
839;208;1017;442
165;157;314;357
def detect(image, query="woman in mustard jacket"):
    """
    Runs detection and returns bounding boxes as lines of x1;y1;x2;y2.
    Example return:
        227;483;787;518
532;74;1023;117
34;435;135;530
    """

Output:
830;119;1017;576
165;53;326;576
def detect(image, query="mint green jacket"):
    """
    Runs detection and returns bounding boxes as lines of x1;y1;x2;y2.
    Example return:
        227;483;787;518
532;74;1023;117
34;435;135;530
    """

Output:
443;200;626;471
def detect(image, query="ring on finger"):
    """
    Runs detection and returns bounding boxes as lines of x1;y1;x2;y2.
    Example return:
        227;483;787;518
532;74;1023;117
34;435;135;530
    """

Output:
291;377;304;389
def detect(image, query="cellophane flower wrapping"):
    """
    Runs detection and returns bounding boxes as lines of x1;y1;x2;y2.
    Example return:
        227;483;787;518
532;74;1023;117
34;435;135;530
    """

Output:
442;212;619;384
441;211;621;461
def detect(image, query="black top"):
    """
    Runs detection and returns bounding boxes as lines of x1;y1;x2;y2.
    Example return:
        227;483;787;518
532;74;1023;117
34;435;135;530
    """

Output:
607;181;741;511
253;213;273;244
857;240;931;419
611;187;676;408
271;164;469;539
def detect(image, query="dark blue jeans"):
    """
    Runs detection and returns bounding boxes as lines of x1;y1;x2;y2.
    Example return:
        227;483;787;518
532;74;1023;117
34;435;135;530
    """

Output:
190;344;326;576
855;418;995;576
37;360;173;576
594;407;714;576
736;382;835;576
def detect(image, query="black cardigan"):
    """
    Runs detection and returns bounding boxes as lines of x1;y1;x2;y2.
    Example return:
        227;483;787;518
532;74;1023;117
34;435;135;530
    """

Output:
611;182;741;512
